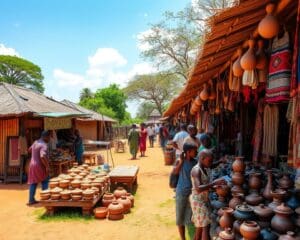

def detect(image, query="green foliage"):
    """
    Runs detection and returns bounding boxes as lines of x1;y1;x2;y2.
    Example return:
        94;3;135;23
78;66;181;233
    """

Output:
120;111;144;126
136;102;156;120
80;88;93;101
0;55;44;92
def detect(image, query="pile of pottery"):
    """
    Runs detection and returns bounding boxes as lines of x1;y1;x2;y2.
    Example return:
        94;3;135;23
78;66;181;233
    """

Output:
94;187;135;221
40;164;110;202
215;156;300;240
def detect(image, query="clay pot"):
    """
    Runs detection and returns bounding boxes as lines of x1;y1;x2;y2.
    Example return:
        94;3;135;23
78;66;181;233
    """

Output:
94;207;108;219
82;164;89;169
271;203;294;234
194;96;202;107
49;181;59;189
117;196;131;214
263;170;273;201
214;185;230;198
71;188;83;196
249;172;262;190
108;213;124;221
81;182;92;190
254;204;273;221
74;175;83;181
219;207;234;229
231;185;244;195
246;191;264;206
240;221;261;240
241;39;257;70
87;175;96;181
200;83;209;101
219;228;235;240
60;190;71;200
286;189;300;210
51;194;60;200
102;193;115;207
125;193;134;207
295;207;300;227
258;3;280;39
256;40;267;70
269;189;287;210
40;190;51;200
91;186;100;195
279;174;293;190
113;187;127;199
232;156;245;173
233;202;255;221
233;49;244;77
50;187;63;194
229;193;244;210
279;232;300;240
71;180;81;189
260;228;278;240
59;179;70;189
108;201;124;215
83;189;95;200
71;195;82;201
232;172;244;186
233;220;242;235
91;182;102;190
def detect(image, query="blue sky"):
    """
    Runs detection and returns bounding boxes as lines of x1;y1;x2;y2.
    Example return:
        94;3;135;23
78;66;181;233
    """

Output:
0;0;190;116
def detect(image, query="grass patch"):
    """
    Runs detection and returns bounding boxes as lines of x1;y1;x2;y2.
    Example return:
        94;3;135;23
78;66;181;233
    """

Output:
154;213;175;227
33;207;93;222
158;198;174;208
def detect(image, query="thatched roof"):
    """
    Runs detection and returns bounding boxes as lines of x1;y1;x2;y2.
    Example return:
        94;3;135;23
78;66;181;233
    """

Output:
149;109;161;118
61;100;117;123
0;83;85;118
164;0;297;117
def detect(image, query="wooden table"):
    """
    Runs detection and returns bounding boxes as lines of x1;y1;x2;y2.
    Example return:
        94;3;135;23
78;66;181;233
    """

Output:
109;166;139;193
49;159;73;177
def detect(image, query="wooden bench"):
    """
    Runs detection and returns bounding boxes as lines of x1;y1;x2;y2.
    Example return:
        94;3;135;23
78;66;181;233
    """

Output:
109;166;139;193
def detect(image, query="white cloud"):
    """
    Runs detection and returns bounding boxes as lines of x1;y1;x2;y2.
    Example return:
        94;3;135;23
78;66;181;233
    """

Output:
54;69;85;87
136;29;154;52
0;43;20;56
88;48;127;69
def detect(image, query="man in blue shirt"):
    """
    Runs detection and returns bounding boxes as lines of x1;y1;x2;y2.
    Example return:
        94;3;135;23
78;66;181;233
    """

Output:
173;124;189;160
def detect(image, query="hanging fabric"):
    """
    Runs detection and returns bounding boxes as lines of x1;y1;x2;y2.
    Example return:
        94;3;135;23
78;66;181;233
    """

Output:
252;99;264;163
266;30;292;103
262;104;279;157
291;0;300;97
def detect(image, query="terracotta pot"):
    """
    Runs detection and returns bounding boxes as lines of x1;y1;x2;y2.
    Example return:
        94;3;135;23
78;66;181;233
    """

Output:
50;187;63;194
200;83;209;101
94;207;108;219
233;49;244;77
231;185;244;195
71;188;83;196
91;186;100;195
233;202;255;221
219;228;235;240
83;189;95;200
232;172;244;186
254;204;273;221
74;175;83;180
241;39;257;70
258;3;280;39
81;183;92;190
108;201;124;215
269;189;287;210
125;193;134;207
260;228;278;240
71;180;81;189
229;193;244;210
71;195;82;201
60;190;71;200
113;187;127;199
40;192;51;200
279;174;293;190
233;220;242;235
194;96;202;107
51;194;60;200
49;181;59;189
102;193;115;207
59;180;70;189
279;232;300;240
232;156;245;173
271;203;294;234
256;40;267;70
219;207;234;229
108;213;124;221
117;196;132;214
240;221;261;240
263;170;273;201
249;172;262;190
246;191;264;206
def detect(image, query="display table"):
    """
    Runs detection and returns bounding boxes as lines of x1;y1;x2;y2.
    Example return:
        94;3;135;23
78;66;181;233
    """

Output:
109;166;139;193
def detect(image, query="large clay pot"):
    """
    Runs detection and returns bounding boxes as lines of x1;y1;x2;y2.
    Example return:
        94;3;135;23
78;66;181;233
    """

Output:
260;228;278;240
249;172;262;190
240;221;261;240
234;203;255;221
279;232;300;240
254;204;274;221
258;3;280;39
232;172;244;186
233;220;243;235
214;184;230;201
219;228;235;240
200;83;209;101
256;40;267;70
232;156;245;173
279;174;293;191
231;185;244;195
108;201;124;215
94;207;108;219
229;193;244;210
271;203;294;234
102;193;115;207
113;187;127;199
269;189;287;210
286;189;300;210
219;207;234;229
246;191;264;206
117;196;131;214
233;49;244;77
263;170;273;201
241;39;257;70
125;193;134;207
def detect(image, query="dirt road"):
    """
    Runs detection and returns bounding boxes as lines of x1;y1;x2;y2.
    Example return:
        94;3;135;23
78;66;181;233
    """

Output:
0;143;180;240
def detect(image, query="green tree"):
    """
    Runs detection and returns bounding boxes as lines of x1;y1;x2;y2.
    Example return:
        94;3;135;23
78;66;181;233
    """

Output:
124;73;180;115
0;55;44;92
95;84;127;122
79;97;116;119
136;102;156;120
80;88;93;101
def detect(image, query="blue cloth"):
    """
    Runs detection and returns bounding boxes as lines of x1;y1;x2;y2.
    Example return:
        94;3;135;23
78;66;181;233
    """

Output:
176;158;197;196
29;176;49;203
75;136;84;164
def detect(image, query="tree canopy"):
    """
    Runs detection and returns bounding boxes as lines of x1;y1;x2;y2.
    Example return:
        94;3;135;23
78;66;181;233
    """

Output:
0;55;44;93
80;88;94;101
136;102;156;120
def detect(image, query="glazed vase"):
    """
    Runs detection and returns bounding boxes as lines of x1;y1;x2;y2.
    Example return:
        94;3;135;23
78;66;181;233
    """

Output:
232;172;244;186
263;170;273;201
233;202;255;221
219;207;234;229
286;189;300;210
245;191;264;206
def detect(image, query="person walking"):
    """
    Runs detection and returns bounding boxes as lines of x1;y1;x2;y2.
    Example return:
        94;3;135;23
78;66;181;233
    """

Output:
172;142;198;240
159;123;169;151
139;123;147;157
173;124;189;160
147;124;155;148
27;130;51;205
128;124;139;160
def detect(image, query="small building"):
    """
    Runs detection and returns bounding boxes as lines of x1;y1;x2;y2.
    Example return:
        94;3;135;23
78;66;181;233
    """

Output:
145;109;161;125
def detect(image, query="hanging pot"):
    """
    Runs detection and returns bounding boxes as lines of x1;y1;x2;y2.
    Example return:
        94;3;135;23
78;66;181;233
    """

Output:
200;83;209;101
241;39;257;70
256;40;267;70
194;96;202;107
258;3;280;39
208;81;216;100
233;48;244;77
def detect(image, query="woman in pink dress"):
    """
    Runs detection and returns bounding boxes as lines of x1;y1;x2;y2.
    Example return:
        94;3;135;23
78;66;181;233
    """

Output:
27;131;50;205
139;123;148;157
